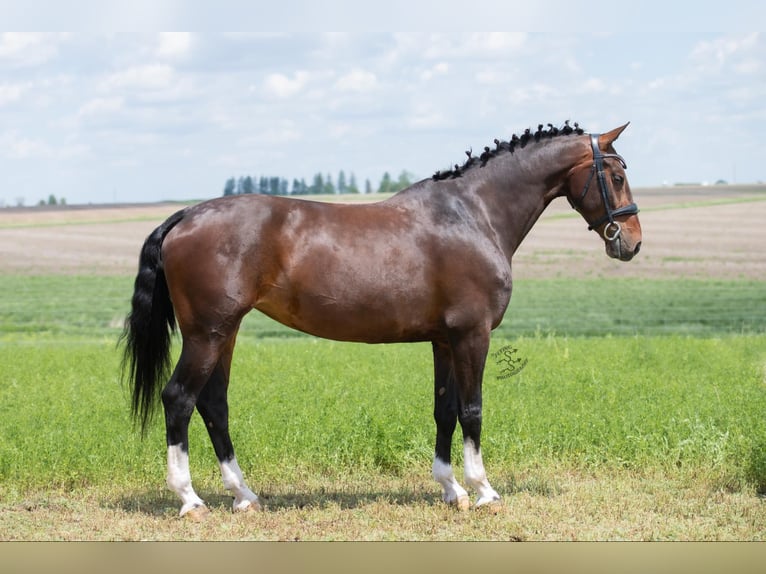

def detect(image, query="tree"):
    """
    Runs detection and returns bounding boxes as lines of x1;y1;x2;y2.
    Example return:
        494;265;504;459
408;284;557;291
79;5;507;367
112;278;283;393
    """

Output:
269;177;281;196
240;175;255;195
347;172;359;194
291;178;309;195
395;170;414;192
223;177;237;196
364;179;373;194
377;172;393;194
310;173;324;195
337;170;347;194
323;173;335;195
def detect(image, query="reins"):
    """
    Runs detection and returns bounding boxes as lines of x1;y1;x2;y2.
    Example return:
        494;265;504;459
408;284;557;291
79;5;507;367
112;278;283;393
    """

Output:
571;134;639;241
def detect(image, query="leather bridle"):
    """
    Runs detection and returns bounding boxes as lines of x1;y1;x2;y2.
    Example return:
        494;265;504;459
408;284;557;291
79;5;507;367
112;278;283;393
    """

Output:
569;133;639;241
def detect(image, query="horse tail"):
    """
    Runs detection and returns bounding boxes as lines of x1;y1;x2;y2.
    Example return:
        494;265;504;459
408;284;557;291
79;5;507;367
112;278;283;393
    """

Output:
121;208;187;434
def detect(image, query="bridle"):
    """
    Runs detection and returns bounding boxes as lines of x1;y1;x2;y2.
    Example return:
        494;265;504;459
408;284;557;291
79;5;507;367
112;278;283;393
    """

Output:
569;133;639;241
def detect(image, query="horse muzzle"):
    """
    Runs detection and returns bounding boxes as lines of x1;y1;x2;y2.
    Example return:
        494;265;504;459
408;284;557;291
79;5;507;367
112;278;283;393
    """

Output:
603;221;642;261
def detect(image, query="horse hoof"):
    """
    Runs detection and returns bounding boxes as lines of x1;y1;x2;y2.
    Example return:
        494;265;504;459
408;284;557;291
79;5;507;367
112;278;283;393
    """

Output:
184;505;210;522
234;499;263;513
455;495;471;512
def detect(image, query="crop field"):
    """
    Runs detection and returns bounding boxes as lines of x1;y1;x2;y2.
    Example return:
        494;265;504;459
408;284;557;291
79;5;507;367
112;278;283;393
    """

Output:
1;185;765;541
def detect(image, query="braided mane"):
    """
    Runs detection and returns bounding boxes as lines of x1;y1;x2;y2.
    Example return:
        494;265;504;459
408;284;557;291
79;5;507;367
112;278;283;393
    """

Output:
432;120;585;181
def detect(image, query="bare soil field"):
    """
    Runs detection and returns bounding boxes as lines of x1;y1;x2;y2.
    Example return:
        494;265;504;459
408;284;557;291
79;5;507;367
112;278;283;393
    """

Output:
1;185;764;279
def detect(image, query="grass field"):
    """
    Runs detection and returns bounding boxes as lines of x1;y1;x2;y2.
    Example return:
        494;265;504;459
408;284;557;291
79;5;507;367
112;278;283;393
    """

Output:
1;186;765;540
1;274;765;540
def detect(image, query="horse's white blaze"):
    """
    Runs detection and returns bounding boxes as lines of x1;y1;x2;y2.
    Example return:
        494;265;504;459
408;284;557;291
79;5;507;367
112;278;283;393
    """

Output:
166;444;205;516
432;457;468;505
462;438;501;506
219;457;260;511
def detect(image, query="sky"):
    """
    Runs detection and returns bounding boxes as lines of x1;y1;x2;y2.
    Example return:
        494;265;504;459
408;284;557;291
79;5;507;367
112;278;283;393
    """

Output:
0;30;764;206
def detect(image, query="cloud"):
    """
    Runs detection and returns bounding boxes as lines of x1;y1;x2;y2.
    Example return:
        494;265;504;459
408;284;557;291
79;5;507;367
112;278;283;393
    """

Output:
407;103;448;130
0;83;27;106
690;33;760;68
0;32;64;67
0;130;88;160
263;71;310;98
334;68;377;92
156;32;193;59
420;62;449;81
101;64;175;92
77;97;125;118
97;63;196;104
418;33;527;60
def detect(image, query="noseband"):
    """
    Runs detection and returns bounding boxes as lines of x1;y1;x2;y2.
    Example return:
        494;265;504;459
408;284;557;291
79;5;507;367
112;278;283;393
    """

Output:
570;134;639;241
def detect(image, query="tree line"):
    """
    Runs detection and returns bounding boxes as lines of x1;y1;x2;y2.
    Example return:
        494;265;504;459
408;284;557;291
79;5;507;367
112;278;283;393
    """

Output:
223;170;416;197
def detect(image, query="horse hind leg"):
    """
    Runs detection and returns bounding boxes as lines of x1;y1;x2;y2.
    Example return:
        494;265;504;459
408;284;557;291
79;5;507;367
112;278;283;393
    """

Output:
161;337;230;519
195;336;261;513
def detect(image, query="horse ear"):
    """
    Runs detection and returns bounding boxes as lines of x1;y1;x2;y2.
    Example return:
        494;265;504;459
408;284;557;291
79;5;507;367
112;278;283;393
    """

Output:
599;122;630;148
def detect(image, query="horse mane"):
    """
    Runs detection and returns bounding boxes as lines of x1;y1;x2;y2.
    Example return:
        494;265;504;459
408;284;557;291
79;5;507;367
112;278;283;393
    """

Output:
432;120;585;181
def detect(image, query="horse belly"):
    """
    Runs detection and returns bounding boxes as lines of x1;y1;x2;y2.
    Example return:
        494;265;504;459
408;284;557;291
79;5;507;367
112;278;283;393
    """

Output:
254;268;439;343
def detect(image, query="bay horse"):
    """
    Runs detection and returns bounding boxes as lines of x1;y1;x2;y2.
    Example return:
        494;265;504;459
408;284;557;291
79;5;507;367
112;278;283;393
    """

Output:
122;121;642;519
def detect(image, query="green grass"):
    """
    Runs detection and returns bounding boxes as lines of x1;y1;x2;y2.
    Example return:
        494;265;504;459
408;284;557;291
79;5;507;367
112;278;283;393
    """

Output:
2;274;765;540
1;335;765;497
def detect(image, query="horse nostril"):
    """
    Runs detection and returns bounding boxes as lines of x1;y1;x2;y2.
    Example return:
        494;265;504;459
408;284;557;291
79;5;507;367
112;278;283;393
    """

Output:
634;241;642;255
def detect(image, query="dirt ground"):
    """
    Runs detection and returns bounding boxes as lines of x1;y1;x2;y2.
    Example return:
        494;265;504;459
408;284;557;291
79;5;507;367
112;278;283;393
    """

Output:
1;185;764;279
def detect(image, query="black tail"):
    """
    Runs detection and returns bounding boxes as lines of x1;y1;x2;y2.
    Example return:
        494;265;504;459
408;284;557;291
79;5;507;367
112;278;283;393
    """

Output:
120;208;187;434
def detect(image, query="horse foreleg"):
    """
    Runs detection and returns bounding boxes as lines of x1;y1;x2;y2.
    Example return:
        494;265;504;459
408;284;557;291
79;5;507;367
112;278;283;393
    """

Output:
196;350;261;513
431;342;470;510
451;330;502;509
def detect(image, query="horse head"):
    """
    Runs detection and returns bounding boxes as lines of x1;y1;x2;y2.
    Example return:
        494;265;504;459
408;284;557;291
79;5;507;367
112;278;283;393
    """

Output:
565;123;642;261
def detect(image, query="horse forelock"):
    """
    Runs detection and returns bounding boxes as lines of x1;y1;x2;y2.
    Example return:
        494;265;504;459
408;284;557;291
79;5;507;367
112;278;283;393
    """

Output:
432;121;585;181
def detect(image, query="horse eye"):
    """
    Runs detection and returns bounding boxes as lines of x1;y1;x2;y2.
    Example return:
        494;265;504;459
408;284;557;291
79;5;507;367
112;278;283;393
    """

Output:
612;174;624;186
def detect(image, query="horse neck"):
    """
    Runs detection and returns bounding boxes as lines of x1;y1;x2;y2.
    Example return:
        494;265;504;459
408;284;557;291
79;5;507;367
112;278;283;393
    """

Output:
471;138;585;257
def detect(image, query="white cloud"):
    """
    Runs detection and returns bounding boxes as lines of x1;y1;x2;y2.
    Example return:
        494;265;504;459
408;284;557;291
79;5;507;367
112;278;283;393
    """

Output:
0;32;64;67
579;77;606;94
97;63;196;104
407;103;448;130
77;97;125;118
101;64;175;92
335;69;377;92
0;131;47;159
0;130;88;160
157;32;192;59
475;69;503;85
263;71;310;99
690;33;761;72
476;32;527;53
421;62;449;81
0;83;26;106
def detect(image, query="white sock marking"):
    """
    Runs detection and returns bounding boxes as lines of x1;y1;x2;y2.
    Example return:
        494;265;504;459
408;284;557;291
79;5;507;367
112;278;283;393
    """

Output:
219;457;260;511
463;438;501;506
167;444;206;516
432;457;468;505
